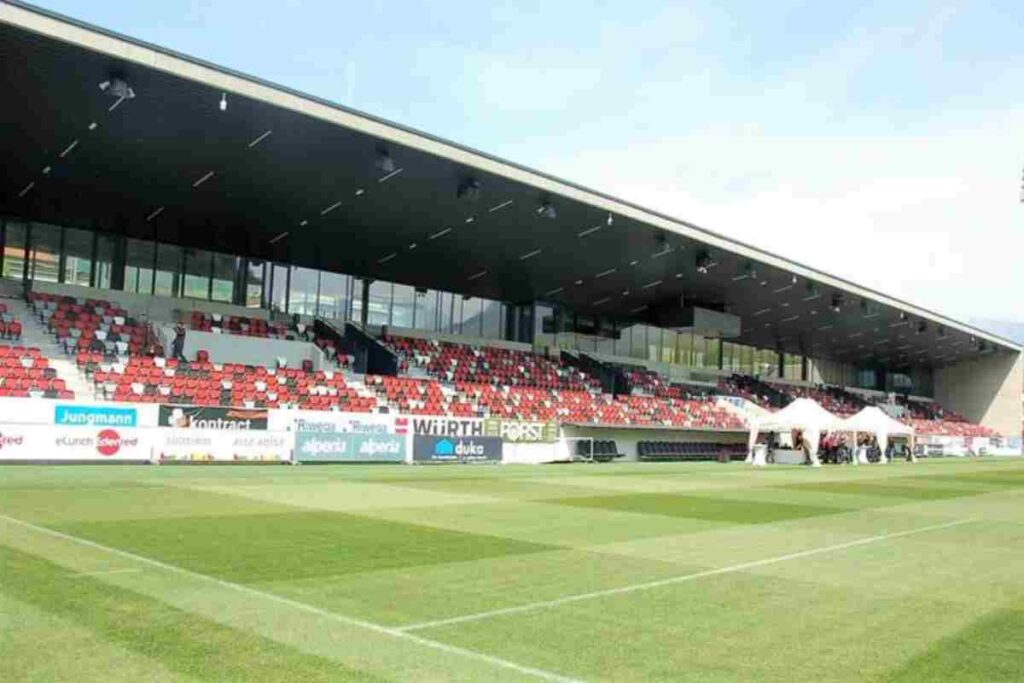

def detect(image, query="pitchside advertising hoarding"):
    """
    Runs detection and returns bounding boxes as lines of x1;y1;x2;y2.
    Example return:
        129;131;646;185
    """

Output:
412;435;503;463
482;418;558;443
0;424;149;461
55;404;138;428
158;406;268;430
287;411;408;462
155;430;291;463
277;410;408;436
294;432;406;463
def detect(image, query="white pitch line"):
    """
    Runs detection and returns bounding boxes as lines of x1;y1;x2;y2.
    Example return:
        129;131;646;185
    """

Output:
398;518;974;633
73;567;142;578
0;514;577;683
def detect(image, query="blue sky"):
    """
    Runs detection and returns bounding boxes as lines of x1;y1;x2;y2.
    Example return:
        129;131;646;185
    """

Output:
33;0;1024;326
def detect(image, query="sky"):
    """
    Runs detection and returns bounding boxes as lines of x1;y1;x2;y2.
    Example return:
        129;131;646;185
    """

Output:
31;0;1024;329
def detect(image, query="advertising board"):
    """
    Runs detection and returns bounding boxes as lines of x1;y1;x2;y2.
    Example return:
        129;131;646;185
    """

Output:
410;416;483;437
154;429;290;462
55;404;138;428
158;405;267;430
483;418;558;443
412;435;502;463
294;432;406;463
280;411;406;435
0;424;150;461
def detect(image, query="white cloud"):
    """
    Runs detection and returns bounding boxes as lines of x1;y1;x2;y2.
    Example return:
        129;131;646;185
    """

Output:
533;117;1024;323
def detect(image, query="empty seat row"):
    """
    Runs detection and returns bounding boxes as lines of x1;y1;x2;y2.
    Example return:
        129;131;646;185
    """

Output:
637;441;748;462
575;439;623;462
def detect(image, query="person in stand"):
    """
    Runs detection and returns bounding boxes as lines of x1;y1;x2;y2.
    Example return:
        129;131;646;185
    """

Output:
172;322;187;362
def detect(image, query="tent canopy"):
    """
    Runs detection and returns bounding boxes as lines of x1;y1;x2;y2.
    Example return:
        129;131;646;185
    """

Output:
753;398;845;434
841;406;914;437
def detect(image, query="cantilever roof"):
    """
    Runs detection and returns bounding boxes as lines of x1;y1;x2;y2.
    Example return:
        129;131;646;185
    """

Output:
1;0;1019;371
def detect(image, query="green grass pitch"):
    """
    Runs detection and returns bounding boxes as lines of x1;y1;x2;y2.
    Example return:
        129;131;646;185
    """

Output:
3;458;1024;681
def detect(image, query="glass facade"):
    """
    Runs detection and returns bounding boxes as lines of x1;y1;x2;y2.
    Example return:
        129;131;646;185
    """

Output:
62;228;93;287
1;217;888;391
288;266;320;316
182;249;212;300
246;261;265;308
95;233;115;290
29;223;60;283
1;221;28;281
211;253;236;303
124;239;155;295
154;243;183;298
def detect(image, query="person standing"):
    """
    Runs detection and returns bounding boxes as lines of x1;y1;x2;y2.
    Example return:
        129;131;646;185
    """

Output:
172;322;187;362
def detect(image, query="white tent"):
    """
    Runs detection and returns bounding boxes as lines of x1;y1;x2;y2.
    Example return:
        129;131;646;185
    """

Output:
748;398;845;467
840;406;915;463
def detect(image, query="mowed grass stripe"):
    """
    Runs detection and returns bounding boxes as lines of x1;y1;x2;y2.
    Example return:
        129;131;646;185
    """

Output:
772;480;998;501
0;544;377;682
59;511;557;583
544;492;842;523
888;606;1024;681
0;486;300;524
2;516;585;679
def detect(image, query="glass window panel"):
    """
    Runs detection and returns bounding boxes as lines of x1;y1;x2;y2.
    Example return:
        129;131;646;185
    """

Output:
414;289;438;332
182;249;212;300
391;283;415;328
287;266;319;316
481;299;503;340
245;260;265;308
270;264;288;313
661;329;677;364
94;233;116;290
439;292;455;333
367;280;392;326
154;243;183;297
614;325;630;357
691;334;706;367
630;325;646;359
62;228;93;287
2;221;28;281
29;223;60;284
459;297;482;336
211;253;236;303
317;271;349;319
124;239;154;295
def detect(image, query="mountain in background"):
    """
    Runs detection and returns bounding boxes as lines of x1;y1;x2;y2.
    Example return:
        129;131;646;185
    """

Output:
970;319;1024;344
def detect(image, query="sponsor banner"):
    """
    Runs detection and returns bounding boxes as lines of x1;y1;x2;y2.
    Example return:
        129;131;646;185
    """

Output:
483;418;558;443
159;405;267;430
0;425;149;461
281;411;407;436
411;416;483;437
412;435;502;464
155;429;290;463
295;432;405;463
55;404;138;428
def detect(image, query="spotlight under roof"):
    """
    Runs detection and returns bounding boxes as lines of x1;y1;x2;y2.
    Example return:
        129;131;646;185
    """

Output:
375;149;396;174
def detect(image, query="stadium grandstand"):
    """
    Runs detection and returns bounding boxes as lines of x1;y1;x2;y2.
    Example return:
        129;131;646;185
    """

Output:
0;0;1020;464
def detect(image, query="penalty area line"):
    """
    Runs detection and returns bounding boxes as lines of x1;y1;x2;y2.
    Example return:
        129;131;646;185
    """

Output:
0;513;578;683
398;518;975;632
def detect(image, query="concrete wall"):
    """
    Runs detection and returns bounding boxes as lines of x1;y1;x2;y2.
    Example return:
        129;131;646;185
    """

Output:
933;351;1023;437
157;326;324;370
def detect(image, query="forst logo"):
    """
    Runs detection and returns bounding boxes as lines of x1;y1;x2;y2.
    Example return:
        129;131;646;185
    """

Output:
96;429;138;456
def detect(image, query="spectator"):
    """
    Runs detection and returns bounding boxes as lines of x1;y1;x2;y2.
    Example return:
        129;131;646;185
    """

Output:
172;323;187;361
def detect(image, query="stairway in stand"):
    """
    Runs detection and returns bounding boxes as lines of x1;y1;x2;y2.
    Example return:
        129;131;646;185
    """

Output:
1;295;94;400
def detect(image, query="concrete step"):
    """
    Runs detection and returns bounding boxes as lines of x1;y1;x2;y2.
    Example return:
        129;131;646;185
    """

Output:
3;296;95;400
